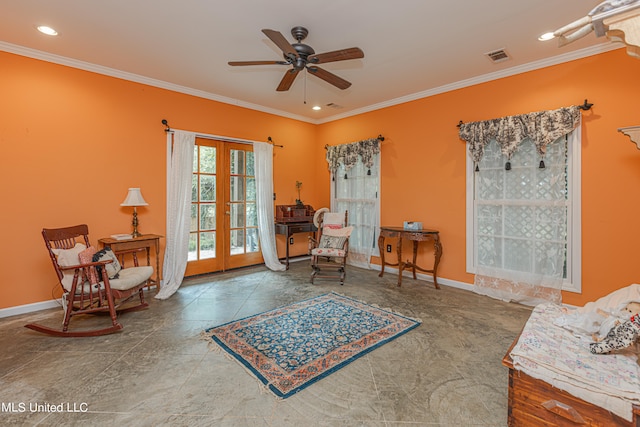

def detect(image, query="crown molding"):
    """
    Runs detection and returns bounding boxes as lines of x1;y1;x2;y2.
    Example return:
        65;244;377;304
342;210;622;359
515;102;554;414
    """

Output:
316;42;620;124
0;41;316;124
1;40;620;126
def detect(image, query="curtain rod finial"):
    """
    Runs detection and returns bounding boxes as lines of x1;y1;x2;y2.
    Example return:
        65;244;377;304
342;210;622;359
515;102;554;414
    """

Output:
578;99;593;110
377;134;385;142
267;136;284;148
161;119;171;132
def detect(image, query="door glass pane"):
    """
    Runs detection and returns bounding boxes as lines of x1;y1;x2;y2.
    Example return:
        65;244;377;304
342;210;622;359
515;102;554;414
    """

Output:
200;146;216;173
246;177;256;201
246;152;255;176
230;203;245;228
200;175;216;202
200;231;216;259
246;228;258;253
246;203;257;227
200;204;216;230
188;233;197;261
230;150;245;175
191;175;197;202
230;176;244;202
230;229;244;255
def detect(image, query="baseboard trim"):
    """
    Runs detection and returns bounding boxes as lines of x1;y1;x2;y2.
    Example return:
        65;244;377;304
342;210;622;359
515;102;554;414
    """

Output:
0;299;61;319
1;264;473;319
368;264;474;292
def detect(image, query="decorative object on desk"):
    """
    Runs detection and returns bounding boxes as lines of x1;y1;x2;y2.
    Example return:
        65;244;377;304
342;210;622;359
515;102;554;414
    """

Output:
275;204;315;223
120;188;148;238
110;233;133;241
295;180;304;208
403;221;422;230
203;292;420;398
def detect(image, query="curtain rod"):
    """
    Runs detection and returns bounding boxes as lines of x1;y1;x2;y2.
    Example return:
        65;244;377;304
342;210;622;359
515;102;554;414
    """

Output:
161;119;283;148
324;134;385;150
455;99;594;128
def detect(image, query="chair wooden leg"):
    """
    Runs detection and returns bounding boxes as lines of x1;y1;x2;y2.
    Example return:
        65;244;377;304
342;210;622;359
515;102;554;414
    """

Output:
61;293;74;332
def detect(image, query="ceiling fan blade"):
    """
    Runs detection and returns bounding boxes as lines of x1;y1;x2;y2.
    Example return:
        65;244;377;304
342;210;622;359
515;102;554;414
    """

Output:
262;29;298;60
277;69;300;91
306;66;352;90
308;47;364;64
228;60;289;66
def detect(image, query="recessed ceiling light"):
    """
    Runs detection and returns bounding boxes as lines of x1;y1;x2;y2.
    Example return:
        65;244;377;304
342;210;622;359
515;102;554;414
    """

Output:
37;26;58;36
538;32;555;41
312;106;321;111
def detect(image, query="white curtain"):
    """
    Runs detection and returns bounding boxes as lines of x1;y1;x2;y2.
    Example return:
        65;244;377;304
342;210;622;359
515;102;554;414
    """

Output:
460;106;582;306
155;130;195;300
472;129;579;306
330;151;380;269
254;142;285;271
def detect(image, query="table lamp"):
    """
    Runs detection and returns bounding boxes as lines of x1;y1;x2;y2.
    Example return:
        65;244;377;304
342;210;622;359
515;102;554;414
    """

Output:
121;188;148;238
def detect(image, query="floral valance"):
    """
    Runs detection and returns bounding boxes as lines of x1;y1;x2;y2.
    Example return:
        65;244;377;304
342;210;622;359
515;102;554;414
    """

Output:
458;105;581;164
326;137;381;173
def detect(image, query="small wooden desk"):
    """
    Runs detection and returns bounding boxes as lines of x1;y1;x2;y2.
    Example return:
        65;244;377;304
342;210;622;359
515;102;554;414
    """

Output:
275;222;317;269
98;234;163;290
378;226;442;288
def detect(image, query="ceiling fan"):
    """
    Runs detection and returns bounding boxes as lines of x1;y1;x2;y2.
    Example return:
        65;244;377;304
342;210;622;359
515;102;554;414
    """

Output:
228;26;364;91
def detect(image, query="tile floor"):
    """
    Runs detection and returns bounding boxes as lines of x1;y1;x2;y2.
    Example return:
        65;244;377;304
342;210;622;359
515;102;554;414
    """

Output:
0;261;532;426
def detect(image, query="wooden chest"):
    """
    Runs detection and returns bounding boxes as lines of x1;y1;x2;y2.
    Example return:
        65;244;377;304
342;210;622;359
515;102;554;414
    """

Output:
503;336;640;426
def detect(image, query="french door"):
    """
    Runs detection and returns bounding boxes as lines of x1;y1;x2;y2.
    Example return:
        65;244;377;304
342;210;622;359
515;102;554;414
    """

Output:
185;139;263;276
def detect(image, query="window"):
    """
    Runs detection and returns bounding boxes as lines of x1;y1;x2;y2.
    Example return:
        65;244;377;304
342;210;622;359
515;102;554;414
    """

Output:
331;155;380;268
466;130;581;293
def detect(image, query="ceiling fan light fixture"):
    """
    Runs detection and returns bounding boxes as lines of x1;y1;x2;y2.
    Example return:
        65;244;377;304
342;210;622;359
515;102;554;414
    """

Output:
312;105;321;111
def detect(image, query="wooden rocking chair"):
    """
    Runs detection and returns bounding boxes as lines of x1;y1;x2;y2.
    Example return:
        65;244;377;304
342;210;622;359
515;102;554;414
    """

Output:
25;224;153;337
308;209;352;285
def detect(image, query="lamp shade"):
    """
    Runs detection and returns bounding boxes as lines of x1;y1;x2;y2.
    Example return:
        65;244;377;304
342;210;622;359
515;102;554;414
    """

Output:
120;188;148;207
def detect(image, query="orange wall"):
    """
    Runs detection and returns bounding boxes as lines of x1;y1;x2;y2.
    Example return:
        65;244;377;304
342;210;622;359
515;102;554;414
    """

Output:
0;51;317;310
317;48;640;306
2;47;640;311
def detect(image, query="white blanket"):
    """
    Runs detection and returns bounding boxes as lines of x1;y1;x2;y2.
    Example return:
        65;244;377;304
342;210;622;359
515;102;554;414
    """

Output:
553;284;640;341
511;303;640;421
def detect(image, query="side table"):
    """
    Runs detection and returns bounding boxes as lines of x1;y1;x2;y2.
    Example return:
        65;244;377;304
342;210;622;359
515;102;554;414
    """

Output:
275;222;317;269
98;234;163;290
378;226;442;288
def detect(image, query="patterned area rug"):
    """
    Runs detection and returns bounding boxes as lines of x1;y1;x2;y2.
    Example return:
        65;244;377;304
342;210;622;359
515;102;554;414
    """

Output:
203;292;421;398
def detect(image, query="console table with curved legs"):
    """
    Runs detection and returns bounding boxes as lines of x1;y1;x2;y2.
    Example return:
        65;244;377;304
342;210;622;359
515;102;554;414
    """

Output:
378;226;442;288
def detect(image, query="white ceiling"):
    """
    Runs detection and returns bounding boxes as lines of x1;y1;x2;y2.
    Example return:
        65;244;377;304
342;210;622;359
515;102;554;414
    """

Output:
0;0;616;123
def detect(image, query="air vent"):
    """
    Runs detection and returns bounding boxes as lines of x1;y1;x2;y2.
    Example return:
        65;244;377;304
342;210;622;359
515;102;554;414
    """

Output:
485;48;511;63
325;102;343;109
